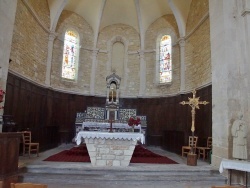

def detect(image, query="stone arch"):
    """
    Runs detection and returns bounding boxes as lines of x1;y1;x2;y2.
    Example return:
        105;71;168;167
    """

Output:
107;35;129;91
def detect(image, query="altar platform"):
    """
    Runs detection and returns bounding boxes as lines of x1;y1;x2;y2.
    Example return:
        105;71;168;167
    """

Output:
17;143;227;188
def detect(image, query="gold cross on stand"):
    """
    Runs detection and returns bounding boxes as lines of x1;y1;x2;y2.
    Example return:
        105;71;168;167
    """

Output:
180;90;209;154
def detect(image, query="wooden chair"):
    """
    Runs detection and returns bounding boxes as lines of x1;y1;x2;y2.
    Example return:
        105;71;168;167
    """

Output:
11;183;47;188
182;136;198;157
197;137;212;160
22;131;39;158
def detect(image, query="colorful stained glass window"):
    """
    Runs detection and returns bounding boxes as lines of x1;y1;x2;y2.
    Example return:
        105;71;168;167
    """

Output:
159;35;172;83
62;30;79;80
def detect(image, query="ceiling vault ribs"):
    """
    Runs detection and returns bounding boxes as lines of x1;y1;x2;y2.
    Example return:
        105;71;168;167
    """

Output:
48;0;68;32
94;0;107;49
134;0;145;50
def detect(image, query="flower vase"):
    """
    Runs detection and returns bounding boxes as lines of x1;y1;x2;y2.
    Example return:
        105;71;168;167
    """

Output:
131;125;134;132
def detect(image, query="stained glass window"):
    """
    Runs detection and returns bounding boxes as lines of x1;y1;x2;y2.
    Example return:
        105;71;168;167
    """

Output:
62;30;79;80
159;35;172;83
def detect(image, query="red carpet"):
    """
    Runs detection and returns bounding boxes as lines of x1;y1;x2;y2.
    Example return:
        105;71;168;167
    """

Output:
44;144;178;164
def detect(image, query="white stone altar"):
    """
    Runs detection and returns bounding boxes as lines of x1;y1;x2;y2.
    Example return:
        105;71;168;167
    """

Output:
75;131;145;167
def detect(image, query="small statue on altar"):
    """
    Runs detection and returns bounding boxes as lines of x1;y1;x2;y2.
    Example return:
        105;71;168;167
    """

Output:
109;83;117;102
231;113;248;160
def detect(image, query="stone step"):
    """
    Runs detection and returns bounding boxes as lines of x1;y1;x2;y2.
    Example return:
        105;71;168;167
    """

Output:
18;165;227;186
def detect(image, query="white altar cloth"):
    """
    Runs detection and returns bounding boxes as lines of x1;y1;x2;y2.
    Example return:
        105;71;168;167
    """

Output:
75;131;145;145
219;158;250;173
82;122;141;132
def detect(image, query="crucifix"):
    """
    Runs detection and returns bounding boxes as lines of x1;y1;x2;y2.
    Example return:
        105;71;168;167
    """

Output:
108;110;115;133
180;90;209;154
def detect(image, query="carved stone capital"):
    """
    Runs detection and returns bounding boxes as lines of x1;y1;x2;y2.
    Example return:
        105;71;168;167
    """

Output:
92;49;99;56
138;51;145;59
49;32;57;41
179;38;185;47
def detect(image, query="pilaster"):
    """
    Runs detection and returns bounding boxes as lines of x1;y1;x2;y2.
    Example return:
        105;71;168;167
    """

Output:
209;0;250;171
179;38;186;93
138;51;146;96
45;33;56;86
0;0;17;117
90;49;99;95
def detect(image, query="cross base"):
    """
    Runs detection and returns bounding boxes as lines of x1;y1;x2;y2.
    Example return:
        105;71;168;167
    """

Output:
187;153;197;166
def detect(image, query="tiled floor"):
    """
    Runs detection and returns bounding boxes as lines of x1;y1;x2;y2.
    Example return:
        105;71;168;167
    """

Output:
18;144;227;188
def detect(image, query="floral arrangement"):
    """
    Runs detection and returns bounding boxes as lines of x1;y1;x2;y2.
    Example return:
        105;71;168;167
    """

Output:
128;116;141;126
0;89;5;109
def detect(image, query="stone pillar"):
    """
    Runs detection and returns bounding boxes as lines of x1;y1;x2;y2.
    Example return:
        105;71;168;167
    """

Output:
90;49;98;95
179;38;186;93
116;88;119;103
0;0;17;119
45;33;56;86
139;51;146;96
241;0;250;123
209;0;250;169
106;86;110;103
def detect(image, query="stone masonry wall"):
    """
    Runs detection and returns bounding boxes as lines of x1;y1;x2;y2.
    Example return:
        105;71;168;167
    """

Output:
27;0;50;29
145;15;180;96
185;0;211;91
85;138;137;167
9;0;49;83
9;1;211;97
186;0;209;34
97;24;140;97
51;10;94;94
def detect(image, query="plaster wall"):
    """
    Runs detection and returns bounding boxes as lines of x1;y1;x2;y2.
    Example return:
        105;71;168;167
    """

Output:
0;0;17;123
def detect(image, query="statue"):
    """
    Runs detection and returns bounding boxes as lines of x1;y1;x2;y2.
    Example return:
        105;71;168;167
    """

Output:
105;73;121;120
231;114;248;160
109;83;117;102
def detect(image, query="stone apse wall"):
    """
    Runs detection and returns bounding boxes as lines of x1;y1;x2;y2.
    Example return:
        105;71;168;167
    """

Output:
9;0;212;97
6;1;214;155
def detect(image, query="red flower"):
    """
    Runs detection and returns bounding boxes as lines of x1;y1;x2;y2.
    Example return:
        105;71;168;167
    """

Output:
0;90;5;95
128;117;141;126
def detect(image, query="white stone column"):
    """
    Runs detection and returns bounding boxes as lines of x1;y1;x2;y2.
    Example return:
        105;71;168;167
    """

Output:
90;49;98;95
106;86;110;103
116;88;120;103
241;0;250;122
45;33;56;86
209;0;250;169
139;51;146;96
179;38;186;93
0;0;17;127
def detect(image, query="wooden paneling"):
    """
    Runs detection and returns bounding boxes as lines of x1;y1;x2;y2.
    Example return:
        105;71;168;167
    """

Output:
4;73;212;154
162;131;185;155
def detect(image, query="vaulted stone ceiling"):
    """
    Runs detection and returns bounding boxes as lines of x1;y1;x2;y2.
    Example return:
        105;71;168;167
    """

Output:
47;0;192;39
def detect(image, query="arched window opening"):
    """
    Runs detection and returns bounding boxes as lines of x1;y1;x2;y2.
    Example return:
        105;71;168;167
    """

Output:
159;35;172;83
62;30;79;80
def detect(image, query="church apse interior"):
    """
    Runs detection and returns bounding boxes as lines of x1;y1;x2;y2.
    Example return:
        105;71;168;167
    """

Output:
1;0;250;177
